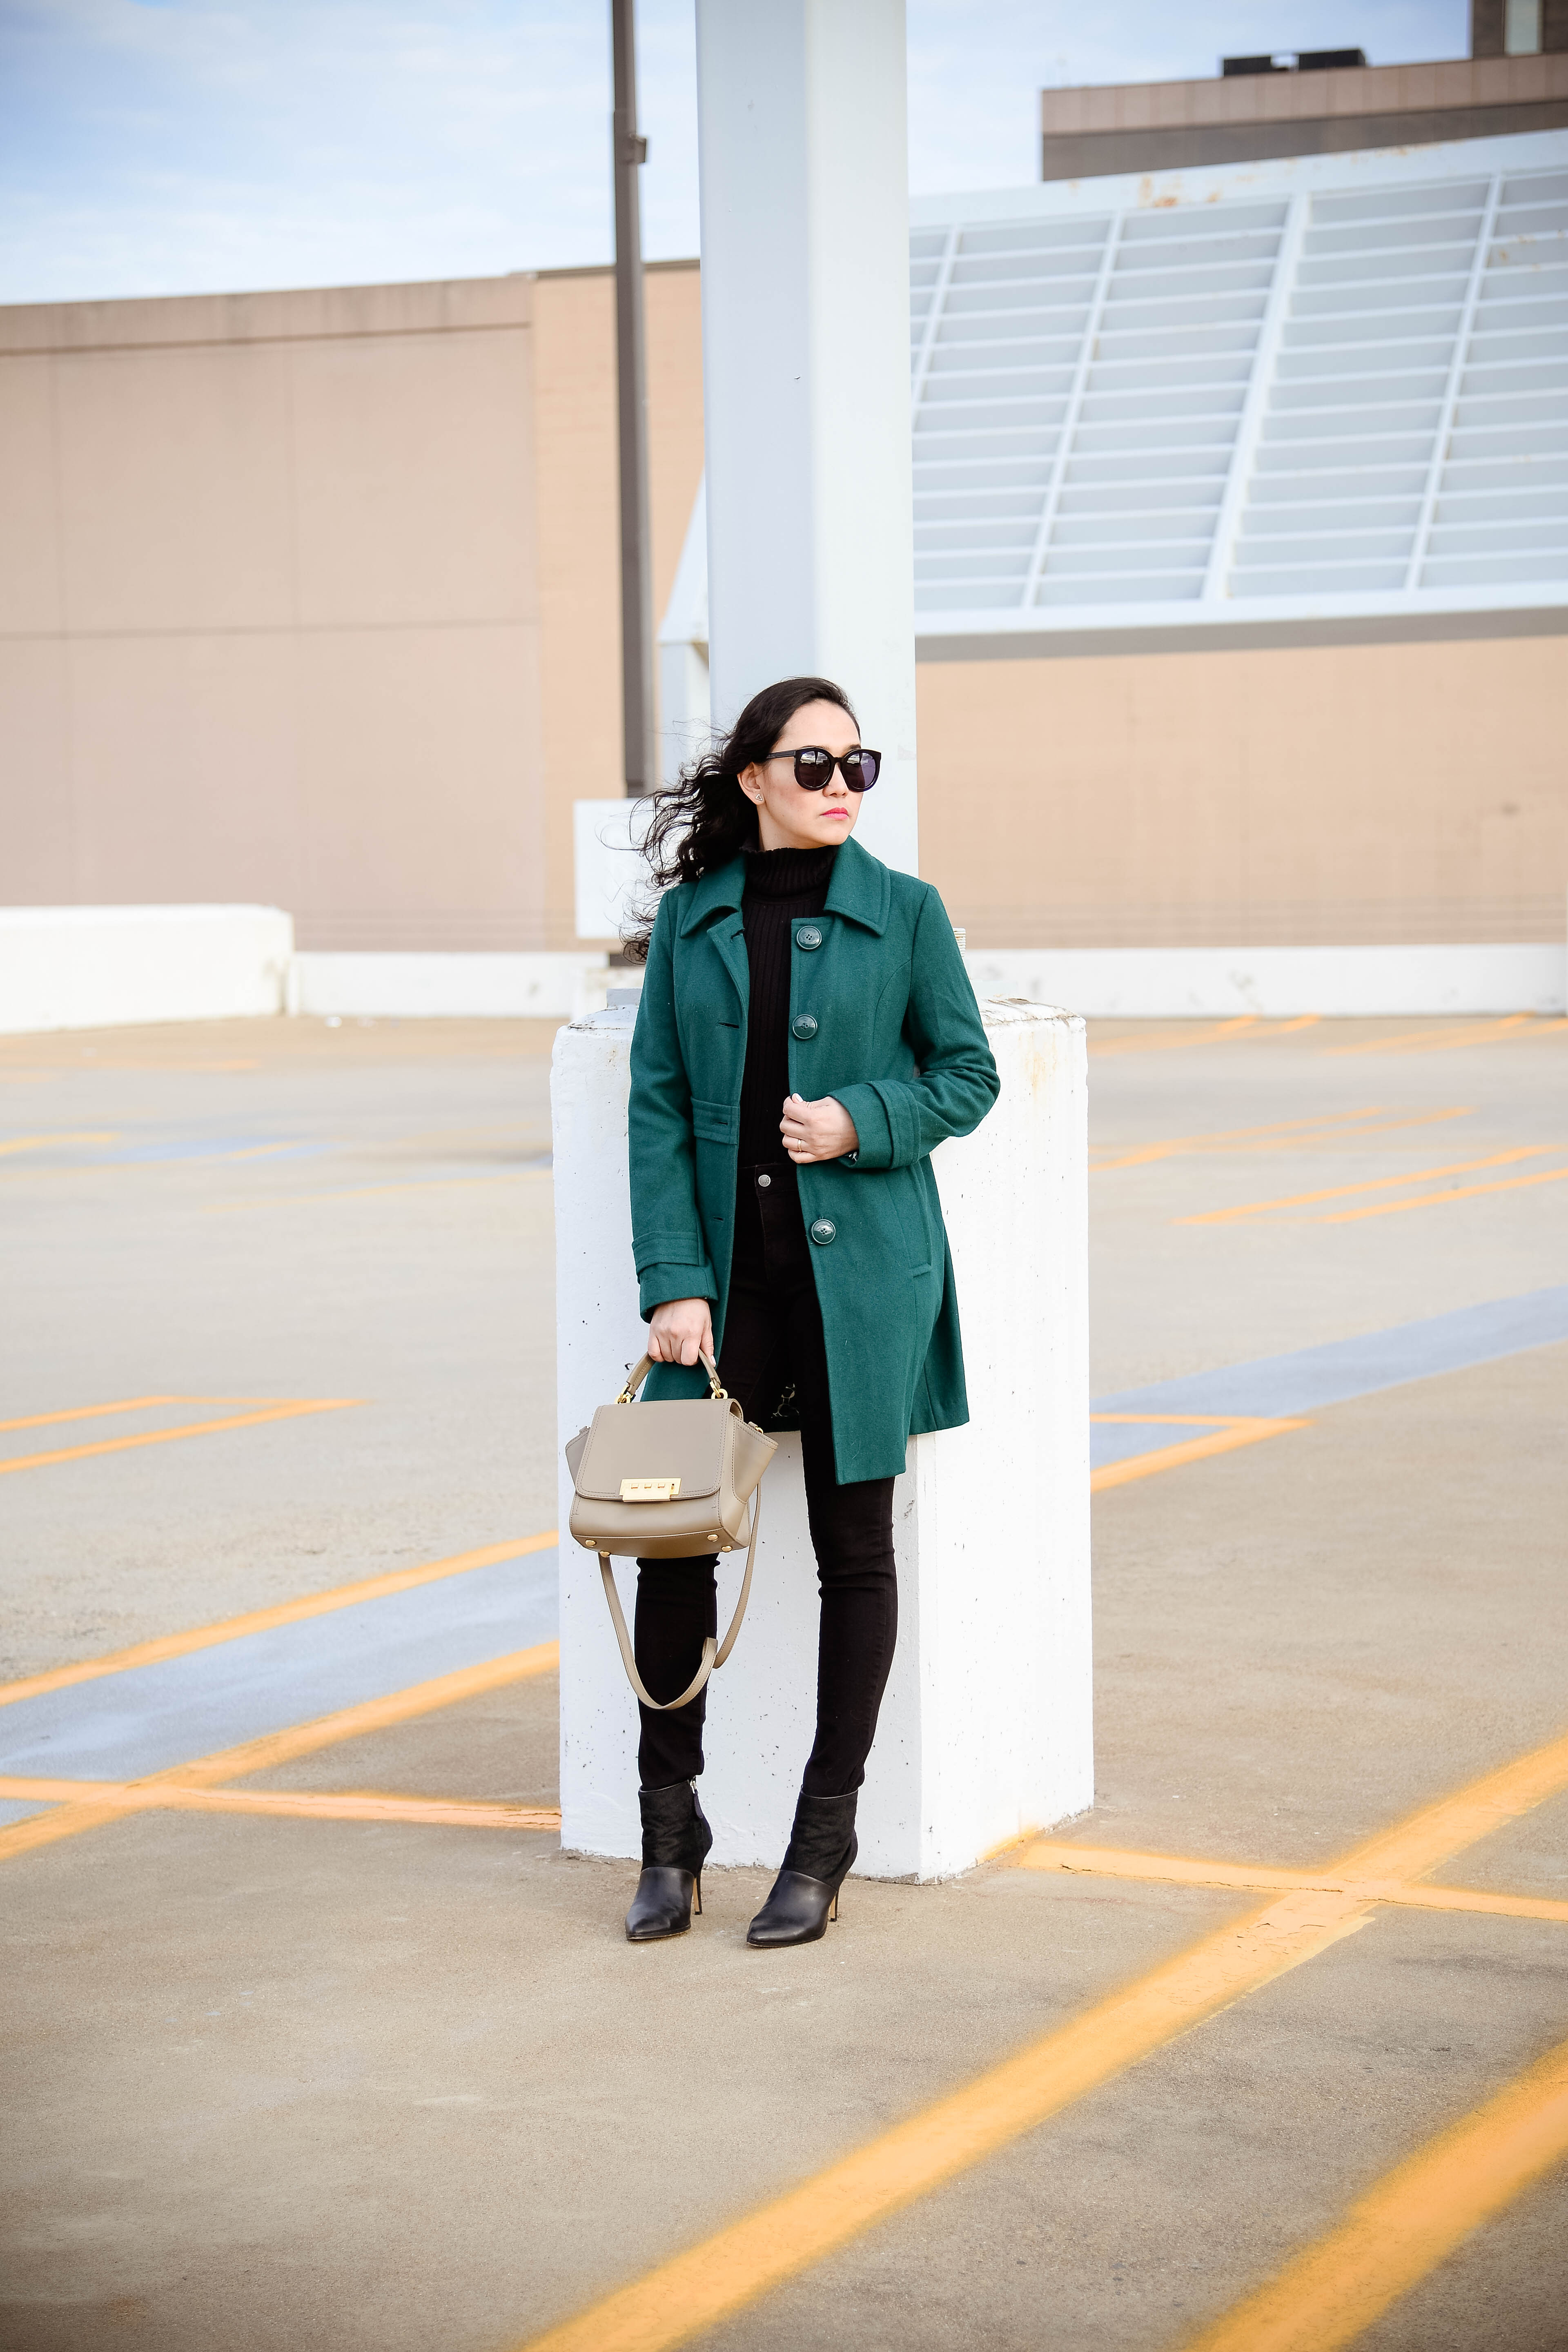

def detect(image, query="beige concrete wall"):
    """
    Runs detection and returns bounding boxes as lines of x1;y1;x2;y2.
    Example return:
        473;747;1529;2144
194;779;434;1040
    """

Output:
0;263;703;952
1038;51;1568;138
916;634;1568;948
1037;53;1568;174
3;262;1561;956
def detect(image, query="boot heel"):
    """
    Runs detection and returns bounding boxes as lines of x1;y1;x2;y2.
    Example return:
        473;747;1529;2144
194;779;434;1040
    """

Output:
694;1875;703;1917
829;1889;839;1923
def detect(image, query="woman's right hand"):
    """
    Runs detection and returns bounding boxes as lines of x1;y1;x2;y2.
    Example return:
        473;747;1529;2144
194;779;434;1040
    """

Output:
647;1297;716;1368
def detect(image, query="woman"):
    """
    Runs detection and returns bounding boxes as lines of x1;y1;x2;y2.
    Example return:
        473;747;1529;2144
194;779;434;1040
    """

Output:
624;675;999;1948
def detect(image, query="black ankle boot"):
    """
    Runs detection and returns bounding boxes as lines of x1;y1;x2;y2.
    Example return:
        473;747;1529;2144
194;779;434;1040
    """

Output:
746;1791;858;1949
625;1782;713;1942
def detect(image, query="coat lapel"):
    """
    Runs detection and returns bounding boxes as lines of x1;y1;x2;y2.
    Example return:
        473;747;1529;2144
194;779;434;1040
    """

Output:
708;909;749;1022
823;836;891;935
679;855;750;1020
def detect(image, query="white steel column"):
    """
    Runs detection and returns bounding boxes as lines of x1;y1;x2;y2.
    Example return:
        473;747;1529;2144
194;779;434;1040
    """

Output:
1202;192;1307;603
695;0;918;875
1405;173;1503;592
1023;213;1120;612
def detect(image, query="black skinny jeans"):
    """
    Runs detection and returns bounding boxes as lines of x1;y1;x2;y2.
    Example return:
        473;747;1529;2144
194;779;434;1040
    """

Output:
635;1162;898;1797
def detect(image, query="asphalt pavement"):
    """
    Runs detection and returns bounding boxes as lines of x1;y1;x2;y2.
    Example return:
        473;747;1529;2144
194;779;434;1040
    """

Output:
2;1008;1565;2352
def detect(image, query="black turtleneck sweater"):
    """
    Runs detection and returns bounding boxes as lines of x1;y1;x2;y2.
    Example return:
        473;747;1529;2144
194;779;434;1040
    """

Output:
737;844;837;1172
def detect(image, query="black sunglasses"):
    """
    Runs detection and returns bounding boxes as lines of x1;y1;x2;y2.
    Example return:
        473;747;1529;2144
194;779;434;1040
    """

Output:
760;745;881;793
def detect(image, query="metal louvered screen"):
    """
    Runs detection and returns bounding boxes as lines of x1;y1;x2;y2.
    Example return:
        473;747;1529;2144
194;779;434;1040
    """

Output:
909;142;1568;633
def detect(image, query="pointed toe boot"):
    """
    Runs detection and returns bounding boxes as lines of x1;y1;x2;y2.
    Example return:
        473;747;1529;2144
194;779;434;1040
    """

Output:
746;1791;858;1949
625;1781;713;1942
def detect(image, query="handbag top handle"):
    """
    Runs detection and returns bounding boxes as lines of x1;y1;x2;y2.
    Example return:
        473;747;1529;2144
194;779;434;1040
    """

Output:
617;1349;728;1407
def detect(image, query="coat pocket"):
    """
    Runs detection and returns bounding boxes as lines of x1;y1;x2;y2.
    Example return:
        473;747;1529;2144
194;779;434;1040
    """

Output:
691;1095;738;1146
889;1165;934;1279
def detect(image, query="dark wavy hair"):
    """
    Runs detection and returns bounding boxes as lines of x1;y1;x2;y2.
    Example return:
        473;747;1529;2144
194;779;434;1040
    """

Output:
622;675;858;961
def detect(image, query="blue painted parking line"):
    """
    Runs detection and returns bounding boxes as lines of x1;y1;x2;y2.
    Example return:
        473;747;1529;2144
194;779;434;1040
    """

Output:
102;1137;323;1165
0;1552;558;1789
1095;1285;1568;1437
1089;1416;1242;1470
0;1797;57;1828
11;1287;1559;1813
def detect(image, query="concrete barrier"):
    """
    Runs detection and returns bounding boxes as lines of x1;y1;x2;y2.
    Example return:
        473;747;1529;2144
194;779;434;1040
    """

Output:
0;905;293;1035
287;951;609;1022
552;994;1093;1882
965;942;1567;1020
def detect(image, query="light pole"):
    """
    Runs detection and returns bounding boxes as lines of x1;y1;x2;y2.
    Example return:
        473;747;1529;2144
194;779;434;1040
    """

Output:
611;0;655;800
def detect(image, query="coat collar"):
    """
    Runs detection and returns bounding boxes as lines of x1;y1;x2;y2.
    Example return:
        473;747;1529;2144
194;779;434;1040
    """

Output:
678;835;890;938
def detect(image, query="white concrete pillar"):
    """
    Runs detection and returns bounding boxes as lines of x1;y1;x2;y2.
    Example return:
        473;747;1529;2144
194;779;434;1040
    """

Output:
655;478;711;789
554;997;1092;1879
695;0;918;876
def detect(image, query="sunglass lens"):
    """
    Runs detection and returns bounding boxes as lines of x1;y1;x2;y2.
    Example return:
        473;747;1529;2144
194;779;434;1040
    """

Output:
794;750;832;789
847;750;880;791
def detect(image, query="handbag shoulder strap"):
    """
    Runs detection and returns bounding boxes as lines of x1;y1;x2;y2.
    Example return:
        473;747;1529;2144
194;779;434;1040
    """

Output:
596;1484;762;1711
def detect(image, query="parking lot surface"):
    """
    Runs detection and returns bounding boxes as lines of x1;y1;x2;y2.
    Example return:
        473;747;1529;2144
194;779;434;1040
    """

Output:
2;1009;1566;2352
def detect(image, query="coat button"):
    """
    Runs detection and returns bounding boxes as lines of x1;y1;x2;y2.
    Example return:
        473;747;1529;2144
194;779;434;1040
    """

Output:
795;924;823;951
791;1013;819;1040
755;1172;771;1189
809;1218;836;1245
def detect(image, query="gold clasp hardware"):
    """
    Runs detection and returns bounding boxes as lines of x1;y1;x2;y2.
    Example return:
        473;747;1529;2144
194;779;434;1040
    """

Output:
620;1477;679;1502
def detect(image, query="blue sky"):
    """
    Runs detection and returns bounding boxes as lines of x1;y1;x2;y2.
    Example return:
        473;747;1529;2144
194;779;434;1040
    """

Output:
0;0;1470;303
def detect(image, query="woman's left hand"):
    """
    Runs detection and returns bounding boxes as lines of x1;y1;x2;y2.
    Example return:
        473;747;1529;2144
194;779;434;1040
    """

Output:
780;1093;859;1164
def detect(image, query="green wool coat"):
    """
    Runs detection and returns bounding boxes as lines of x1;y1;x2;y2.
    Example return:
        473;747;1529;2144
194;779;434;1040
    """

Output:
628;835;1001;1483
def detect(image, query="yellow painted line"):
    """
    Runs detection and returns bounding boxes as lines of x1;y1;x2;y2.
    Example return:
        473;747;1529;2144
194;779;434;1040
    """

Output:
1092;1107;1390;1173
1090;1416;1308;1492
0;1056;258;1075
1178;2033;1568;2352
512;1721;1568;2352
0;1775;560;1832
0;1131;118;1156
1324;1161;1568;1223
0;1139;312;1185
219;1139;311;1161
1020;1844;1364;1893
205;1170;549;1213
0;1394;183;1436
0;1639;561;1866
1090;1017;1259;1060
1384;1882;1568;1924
1337;1724;1568;1884
1018;1844;1568;1924
517;1889;1374;2352
0;1396;361;1477
1323;1013;1534;1058
1090;1107;1472;1176
1178;1145;1557;1226
0;1530;557;1710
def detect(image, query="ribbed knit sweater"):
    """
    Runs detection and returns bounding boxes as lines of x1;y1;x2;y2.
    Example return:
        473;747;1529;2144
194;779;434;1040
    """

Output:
737;845;837;1172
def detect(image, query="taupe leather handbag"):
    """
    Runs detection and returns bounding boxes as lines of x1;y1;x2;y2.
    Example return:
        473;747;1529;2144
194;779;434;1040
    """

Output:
565;1352;777;1711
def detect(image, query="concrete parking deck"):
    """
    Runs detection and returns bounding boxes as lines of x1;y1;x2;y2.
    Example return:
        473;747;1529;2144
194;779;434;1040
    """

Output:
2;1010;1566;2351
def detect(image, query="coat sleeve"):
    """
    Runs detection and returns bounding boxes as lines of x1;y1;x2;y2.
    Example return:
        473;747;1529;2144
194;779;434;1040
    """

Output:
830;884;1000;1172
628;893;719;1317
